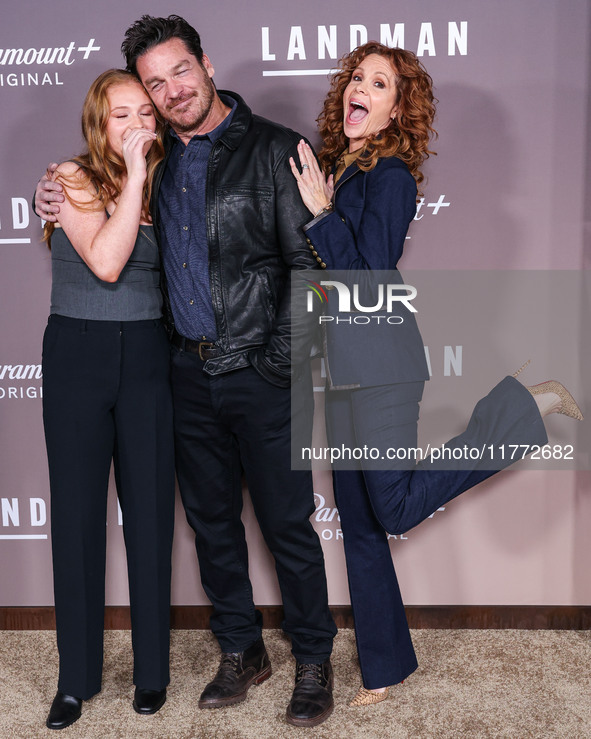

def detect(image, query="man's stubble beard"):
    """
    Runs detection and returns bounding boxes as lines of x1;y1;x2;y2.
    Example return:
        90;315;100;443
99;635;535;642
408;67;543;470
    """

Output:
163;81;215;134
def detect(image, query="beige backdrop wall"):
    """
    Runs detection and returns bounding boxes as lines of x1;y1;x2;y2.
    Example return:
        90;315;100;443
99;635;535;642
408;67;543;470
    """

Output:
1;0;590;608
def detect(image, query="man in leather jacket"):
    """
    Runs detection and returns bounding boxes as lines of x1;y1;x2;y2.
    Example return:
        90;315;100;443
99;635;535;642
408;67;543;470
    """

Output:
128;15;336;728
150;87;322;387
128;15;337;728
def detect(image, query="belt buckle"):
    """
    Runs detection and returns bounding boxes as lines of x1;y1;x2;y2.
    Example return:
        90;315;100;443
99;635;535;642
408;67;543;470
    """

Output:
198;341;215;360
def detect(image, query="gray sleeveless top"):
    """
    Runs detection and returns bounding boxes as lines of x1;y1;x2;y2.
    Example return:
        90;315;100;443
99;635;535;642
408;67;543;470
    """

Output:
50;225;162;321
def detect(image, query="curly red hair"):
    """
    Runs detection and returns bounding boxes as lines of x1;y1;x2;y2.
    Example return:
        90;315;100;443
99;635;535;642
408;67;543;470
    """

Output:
317;43;437;193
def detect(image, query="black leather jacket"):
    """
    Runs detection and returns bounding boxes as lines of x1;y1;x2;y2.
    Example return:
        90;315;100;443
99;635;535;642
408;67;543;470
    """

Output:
151;90;320;387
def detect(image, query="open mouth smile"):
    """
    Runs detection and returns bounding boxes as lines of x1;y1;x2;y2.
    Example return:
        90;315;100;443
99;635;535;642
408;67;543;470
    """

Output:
347;100;368;124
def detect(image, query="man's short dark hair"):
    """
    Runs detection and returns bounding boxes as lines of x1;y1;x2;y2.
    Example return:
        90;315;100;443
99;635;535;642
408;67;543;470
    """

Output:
121;15;204;77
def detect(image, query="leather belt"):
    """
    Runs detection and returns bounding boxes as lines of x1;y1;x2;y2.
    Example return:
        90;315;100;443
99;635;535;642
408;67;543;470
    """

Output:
171;330;223;361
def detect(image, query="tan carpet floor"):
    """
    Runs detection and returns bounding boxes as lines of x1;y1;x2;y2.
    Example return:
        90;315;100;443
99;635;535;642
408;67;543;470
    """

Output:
1;629;590;738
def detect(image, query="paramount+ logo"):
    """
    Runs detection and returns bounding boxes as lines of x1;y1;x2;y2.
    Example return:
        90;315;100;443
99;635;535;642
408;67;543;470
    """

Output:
312;491;410;541
306;280;418;325
0;362;43;400
0;38;101;88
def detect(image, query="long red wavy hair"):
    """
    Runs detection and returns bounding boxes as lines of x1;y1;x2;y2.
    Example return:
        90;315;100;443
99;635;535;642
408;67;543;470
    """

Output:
44;69;165;246
317;43;437;194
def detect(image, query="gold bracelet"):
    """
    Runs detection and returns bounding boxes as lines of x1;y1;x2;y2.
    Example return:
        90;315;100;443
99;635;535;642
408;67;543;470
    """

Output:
313;202;333;218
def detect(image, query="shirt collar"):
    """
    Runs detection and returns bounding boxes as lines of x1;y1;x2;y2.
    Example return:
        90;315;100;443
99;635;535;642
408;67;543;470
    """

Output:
334;148;362;184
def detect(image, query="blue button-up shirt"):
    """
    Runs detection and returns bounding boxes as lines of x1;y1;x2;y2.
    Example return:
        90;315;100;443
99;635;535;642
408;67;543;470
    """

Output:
158;96;237;340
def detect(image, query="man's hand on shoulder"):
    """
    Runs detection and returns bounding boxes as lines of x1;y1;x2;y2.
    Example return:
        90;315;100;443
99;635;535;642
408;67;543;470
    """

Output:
34;163;65;222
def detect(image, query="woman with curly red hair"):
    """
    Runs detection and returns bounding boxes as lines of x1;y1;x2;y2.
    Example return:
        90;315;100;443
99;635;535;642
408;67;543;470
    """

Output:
291;43;581;706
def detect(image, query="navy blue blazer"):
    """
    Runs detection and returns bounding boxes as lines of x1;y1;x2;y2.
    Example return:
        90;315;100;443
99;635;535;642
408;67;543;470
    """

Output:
304;156;429;389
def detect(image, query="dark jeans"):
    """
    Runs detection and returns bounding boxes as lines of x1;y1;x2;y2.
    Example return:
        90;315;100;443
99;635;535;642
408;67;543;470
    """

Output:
42;315;175;699
171;347;336;662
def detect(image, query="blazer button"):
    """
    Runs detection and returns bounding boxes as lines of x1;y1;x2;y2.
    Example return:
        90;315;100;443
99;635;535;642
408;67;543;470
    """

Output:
312;250;318;257
320;262;327;269
341;217;345;223
316;256;322;263
306;238;311;244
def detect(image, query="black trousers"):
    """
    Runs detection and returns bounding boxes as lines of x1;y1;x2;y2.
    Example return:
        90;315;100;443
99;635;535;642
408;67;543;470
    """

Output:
171;347;336;662
326;376;548;689
42;315;175;699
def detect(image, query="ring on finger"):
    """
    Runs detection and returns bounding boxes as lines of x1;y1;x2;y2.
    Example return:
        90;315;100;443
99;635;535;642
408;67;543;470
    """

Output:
302;164;309;169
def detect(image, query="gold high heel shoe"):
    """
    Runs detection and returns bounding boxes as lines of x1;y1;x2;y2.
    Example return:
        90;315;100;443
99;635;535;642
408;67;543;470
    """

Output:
527;381;583;420
512;360;583;420
349;686;389;707
512;360;531;378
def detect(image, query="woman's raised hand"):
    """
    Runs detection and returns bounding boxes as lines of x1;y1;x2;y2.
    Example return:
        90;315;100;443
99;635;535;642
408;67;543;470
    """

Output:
121;127;157;183
290;140;334;217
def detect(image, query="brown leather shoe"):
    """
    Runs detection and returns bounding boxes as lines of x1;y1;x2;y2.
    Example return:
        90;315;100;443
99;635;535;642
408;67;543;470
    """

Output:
198;637;272;709
286;660;334;727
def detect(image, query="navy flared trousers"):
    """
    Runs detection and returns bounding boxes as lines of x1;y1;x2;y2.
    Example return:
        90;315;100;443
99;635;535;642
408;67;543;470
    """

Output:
326;376;547;689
